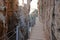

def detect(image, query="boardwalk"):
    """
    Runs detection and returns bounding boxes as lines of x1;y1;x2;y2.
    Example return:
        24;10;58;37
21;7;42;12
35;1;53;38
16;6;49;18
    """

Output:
28;17;45;40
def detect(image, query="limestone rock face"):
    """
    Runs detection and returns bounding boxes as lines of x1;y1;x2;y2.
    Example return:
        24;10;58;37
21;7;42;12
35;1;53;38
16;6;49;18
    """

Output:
38;0;60;40
38;0;54;40
54;0;60;40
0;0;18;40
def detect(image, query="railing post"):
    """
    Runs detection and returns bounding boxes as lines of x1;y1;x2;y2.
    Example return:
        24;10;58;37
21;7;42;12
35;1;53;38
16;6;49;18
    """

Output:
16;26;19;40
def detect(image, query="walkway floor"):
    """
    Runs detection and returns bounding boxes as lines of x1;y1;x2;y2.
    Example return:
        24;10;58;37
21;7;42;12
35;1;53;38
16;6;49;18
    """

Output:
28;17;45;40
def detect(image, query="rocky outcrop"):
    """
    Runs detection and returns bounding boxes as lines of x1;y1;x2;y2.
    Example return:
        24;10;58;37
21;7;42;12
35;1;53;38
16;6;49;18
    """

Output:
54;0;60;40
0;0;18;40
38;0;54;40
38;0;60;40
18;0;32;40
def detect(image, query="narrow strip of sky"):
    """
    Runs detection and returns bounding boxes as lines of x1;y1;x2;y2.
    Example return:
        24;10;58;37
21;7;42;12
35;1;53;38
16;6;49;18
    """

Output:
18;0;27;6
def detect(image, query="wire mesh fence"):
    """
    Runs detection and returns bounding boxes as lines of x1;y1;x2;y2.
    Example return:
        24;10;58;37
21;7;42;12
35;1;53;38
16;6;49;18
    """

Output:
0;28;16;40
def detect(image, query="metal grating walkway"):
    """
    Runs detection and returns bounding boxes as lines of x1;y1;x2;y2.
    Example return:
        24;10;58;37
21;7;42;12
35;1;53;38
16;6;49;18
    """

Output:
28;17;45;40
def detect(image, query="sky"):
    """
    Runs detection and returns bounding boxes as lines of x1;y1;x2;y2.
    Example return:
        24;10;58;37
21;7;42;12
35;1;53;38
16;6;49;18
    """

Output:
18;0;38;14
30;0;38;14
18;0;27;6
18;0;22;6
18;0;38;8
30;0;38;9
